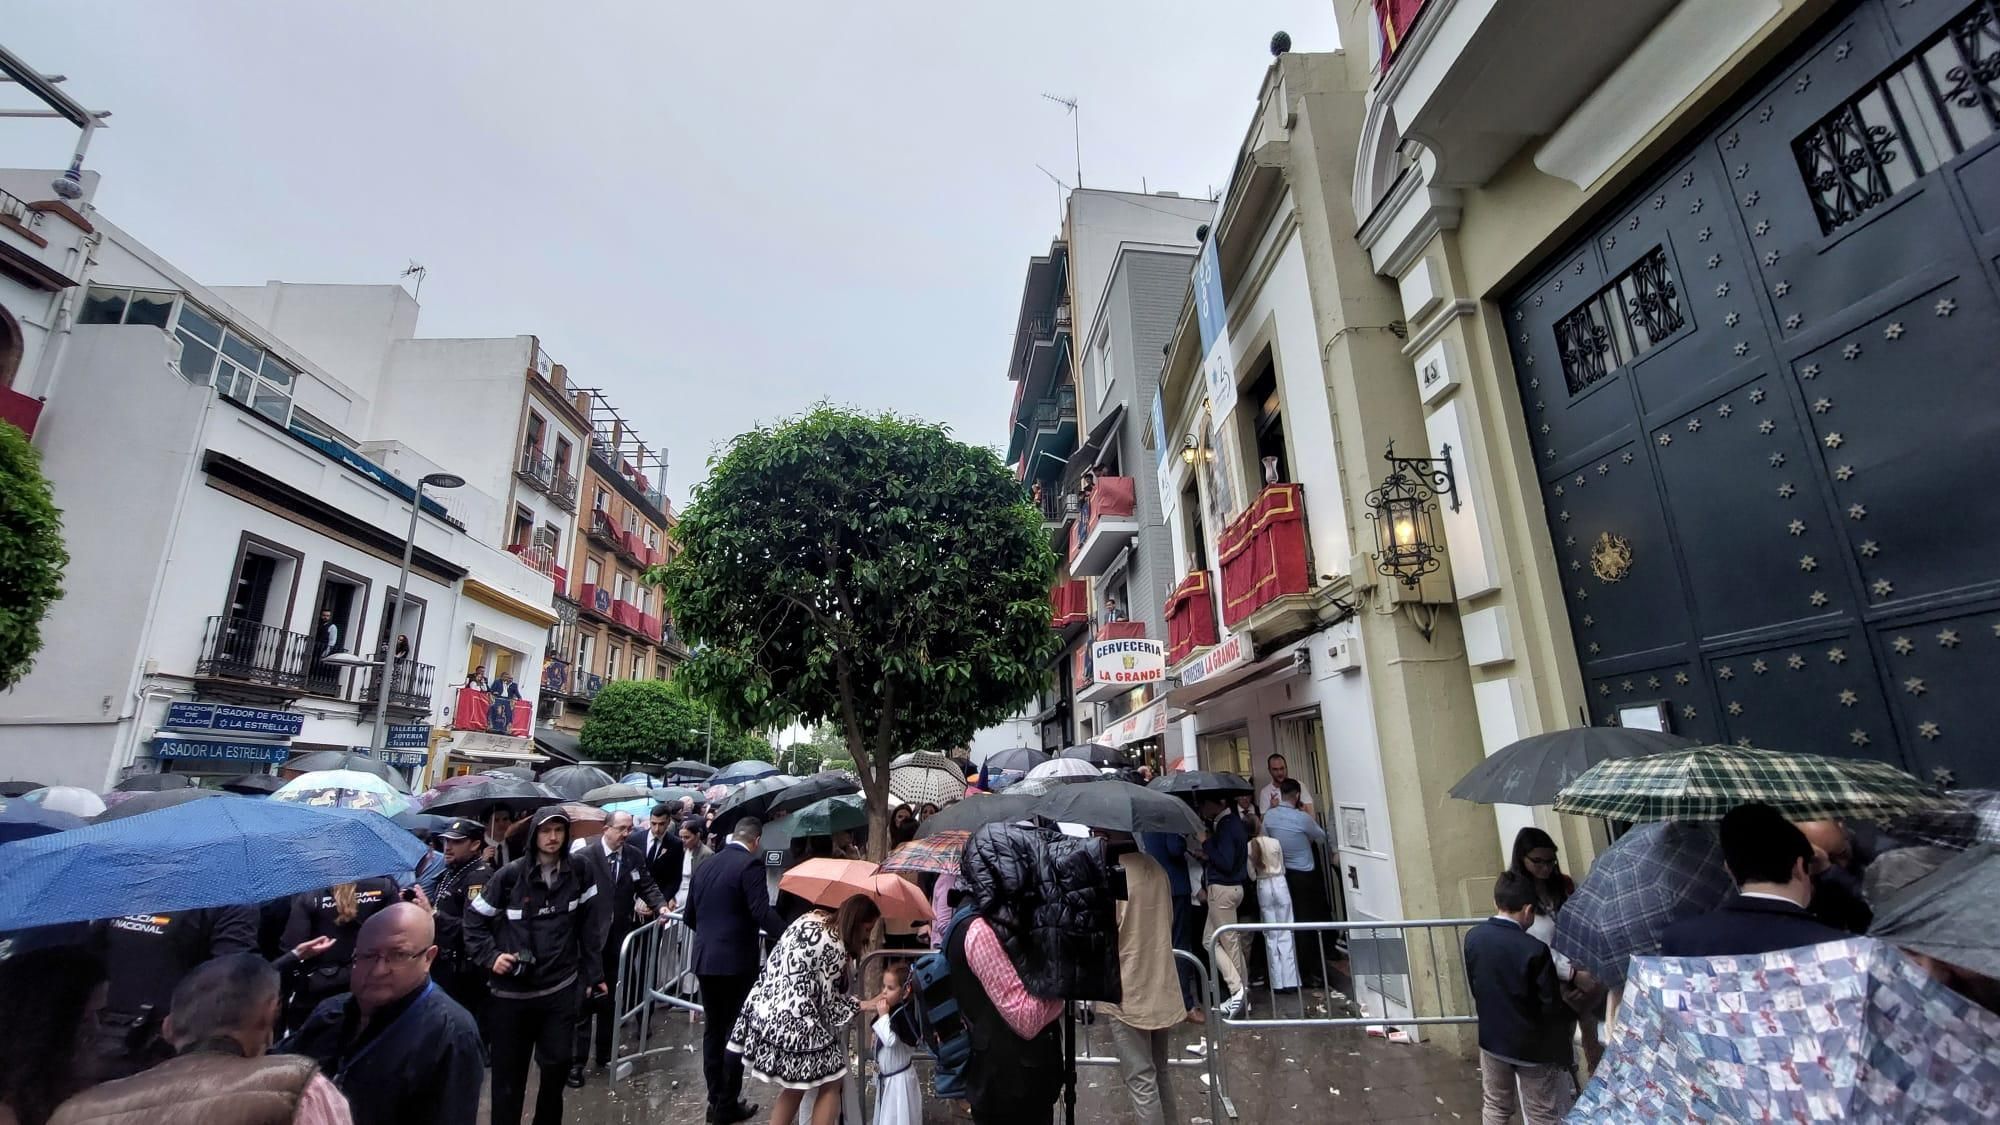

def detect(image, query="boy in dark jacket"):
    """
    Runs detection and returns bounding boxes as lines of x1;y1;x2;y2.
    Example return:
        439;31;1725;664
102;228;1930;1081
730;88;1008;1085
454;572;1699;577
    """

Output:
465;807;608;1125
1464;871;1576;1124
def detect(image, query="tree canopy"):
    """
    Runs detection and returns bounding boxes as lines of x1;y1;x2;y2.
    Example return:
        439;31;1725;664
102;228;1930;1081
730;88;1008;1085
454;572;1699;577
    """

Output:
656;407;1055;856
0;422;66;691
578;679;771;767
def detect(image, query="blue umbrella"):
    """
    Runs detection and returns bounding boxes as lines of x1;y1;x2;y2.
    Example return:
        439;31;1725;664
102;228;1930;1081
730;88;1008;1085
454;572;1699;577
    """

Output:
0;797;84;843
0;794;429;930
712;759;779;784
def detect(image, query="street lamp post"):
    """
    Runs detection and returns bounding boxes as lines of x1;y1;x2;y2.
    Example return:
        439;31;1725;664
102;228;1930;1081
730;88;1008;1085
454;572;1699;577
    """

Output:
369;472;465;758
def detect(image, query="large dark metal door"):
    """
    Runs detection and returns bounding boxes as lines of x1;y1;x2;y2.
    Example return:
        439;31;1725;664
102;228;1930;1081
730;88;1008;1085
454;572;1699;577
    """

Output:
1504;0;2000;787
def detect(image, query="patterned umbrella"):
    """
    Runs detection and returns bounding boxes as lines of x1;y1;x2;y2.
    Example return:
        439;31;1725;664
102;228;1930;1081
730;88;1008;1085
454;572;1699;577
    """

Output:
1552;820;1734;991
273;770;413;818
1575;938;2000;1122
891;752;965;807
883;831;968;875
1448;728;1699;806
1554;745;1940;823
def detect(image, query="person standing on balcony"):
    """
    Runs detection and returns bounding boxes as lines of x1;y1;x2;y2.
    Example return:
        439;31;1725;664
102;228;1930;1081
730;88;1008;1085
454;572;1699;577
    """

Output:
318;610;341;659
467;666;489;692
1101;595;1123;626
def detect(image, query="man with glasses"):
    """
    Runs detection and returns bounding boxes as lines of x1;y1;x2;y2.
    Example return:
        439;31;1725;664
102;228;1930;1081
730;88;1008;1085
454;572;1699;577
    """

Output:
283;902;486;1125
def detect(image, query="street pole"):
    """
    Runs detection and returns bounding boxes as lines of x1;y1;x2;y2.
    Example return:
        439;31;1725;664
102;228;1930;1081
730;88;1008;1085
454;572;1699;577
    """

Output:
370;481;427;757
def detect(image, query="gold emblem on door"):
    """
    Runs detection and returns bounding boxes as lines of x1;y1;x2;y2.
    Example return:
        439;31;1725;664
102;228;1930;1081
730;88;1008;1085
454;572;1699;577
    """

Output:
1590;532;1634;583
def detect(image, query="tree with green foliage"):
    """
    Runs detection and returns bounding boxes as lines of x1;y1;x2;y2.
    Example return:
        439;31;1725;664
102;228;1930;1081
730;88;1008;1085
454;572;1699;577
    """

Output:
0;422;66;690
656;407;1056;858
579;678;774;769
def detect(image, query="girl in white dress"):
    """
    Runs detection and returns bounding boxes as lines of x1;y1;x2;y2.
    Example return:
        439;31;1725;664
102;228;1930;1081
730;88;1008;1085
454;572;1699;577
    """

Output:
869;962;921;1125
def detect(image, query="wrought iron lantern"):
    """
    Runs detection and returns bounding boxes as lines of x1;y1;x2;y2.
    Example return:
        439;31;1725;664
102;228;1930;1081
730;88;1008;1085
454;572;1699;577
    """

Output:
1364;440;1459;588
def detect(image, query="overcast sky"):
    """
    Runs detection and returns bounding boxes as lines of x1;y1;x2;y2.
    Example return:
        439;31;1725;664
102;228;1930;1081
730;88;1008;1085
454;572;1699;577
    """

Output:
4;2;1339;506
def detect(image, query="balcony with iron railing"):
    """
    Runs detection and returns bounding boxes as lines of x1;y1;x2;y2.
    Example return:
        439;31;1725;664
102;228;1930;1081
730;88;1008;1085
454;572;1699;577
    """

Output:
196;616;340;697
355;660;437;713
450;684;531;736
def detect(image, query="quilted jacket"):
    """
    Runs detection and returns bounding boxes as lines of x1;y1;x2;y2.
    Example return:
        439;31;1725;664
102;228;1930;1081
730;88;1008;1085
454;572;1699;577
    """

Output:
959;821;1120;1003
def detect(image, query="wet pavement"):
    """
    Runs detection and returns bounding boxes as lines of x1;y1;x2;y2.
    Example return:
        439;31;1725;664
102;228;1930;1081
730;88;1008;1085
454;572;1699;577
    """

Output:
519;997;1488;1124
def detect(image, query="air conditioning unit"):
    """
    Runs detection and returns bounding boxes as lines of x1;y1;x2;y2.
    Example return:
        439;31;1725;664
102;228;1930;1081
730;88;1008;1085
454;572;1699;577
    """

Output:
1321;634;1361;677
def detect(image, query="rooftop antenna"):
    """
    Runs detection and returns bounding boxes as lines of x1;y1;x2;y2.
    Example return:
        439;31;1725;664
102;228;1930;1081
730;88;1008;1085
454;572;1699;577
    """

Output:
400;261;427;301
1042;93;1080;189
1034;164;1071;224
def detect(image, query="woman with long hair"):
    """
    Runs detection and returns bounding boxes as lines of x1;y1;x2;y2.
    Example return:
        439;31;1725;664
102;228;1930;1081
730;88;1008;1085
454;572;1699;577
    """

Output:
727;896;897;1125
280;875;398;1029
889;804;919;848
0;945;107;1125
1507;826;1603;1070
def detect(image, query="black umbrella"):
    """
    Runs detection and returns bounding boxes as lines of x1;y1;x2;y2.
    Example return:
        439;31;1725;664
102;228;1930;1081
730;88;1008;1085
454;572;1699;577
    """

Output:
113;773;197;792
0;780;46;798
422;776;562;820
393;811;452;840
94;787;226;823
580;783;651;806
538;764;617;800
1448;728;1700;806
1149;770;1252;798
915;791;1044;839
1032;779;1205;836
983;747;1050;776
481;766;536;782
284;750;412;793
1058;743;1124;768
219;774;285;796
710;774;801;835
662;760;716;780
766;772;862;819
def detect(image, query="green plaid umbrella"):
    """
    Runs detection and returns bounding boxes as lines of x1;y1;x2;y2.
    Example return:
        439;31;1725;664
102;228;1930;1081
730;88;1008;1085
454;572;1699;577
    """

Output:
1553;745;1939;823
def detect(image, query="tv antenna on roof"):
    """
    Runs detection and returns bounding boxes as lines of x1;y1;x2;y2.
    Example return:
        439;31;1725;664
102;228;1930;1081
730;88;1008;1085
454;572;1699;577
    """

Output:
400;261;428;301
1042;93;1081;189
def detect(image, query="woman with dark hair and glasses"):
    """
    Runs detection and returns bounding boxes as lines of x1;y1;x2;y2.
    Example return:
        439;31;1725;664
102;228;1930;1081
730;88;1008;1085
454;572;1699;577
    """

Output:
1507;826;1604;1071
1507;827;1572;913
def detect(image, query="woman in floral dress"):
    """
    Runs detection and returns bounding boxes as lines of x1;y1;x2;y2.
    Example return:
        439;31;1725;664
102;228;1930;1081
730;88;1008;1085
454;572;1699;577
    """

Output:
728;895;892;1124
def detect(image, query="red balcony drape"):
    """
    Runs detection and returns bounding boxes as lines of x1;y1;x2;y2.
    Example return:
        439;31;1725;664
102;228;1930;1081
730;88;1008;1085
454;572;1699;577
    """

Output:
1049;579;1089;628
452;686;532;737
1375;0;1428;69
1218;483;1310;628
1164;571;1220;665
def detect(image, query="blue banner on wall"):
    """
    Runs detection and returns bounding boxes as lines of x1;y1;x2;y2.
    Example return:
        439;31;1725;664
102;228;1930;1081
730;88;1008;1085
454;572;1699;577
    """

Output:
153;736;293;763
352;747;429;767
164;703;305;738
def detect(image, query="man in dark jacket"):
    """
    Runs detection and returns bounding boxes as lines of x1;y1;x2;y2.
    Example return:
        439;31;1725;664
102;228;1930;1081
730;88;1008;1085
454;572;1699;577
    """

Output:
1660;802;1851;958
570;809;666;1082
465;806;608;1125
683;816;783;1125
429;818;494;1038
1194;796;1251;1017
642;803;684;901
282;903;485;1125
91;904;261;1079
1464;872;1576;1124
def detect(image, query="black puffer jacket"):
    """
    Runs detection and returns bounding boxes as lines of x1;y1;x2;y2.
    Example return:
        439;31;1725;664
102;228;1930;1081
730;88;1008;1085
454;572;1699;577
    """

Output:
959;821;1120;1003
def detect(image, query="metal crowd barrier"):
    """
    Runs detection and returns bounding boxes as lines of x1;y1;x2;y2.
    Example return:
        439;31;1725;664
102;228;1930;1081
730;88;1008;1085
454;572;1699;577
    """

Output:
1205;917;1485;1032
609;911;702;1084
847;946;1237;1122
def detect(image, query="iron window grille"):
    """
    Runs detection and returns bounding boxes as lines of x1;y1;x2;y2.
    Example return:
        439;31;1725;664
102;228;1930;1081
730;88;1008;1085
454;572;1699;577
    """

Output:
1553;245;1688;396
1794;0;2000;233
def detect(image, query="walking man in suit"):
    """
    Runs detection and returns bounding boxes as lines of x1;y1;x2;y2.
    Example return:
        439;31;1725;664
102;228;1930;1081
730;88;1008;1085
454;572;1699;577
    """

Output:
642;804;684;901
683;817;784;1125
1660;802;1850;957
1465;871;1577;1124
571;810;665;1085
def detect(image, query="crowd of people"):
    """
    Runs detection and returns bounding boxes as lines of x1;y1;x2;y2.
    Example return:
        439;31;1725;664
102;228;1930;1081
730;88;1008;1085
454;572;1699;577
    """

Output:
1461;802;2000;1125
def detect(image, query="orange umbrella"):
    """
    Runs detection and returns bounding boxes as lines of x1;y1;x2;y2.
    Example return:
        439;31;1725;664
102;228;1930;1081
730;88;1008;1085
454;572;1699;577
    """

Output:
779;858;932;924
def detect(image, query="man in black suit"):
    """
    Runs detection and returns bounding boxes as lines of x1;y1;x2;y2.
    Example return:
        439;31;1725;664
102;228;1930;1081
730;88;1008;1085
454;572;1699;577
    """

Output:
1464;871;1577;1124
1660;802;1851;958
683;816;784;1125
570;810;666;1084
642;803;683;904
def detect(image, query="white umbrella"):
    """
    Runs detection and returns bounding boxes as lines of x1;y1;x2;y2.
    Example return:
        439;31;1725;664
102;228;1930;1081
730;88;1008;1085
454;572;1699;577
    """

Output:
24;785;107;818
272;769;413;817
1026;757;1100;781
